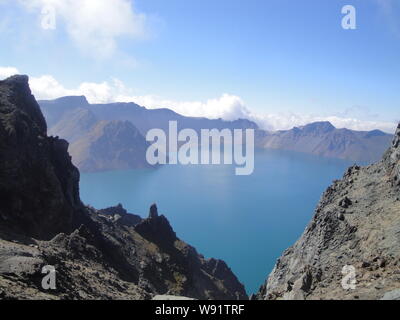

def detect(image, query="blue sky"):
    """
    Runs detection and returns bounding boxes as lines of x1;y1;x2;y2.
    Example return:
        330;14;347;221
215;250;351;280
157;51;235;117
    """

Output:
0;0;399;132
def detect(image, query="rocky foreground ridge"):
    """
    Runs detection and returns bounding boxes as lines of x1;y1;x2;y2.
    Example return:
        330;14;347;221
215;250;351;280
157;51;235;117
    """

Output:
257;123;400;300
0;75;247;300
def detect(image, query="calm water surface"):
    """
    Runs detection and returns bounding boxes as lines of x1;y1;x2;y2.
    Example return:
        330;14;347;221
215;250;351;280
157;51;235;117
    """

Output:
80;149;353;294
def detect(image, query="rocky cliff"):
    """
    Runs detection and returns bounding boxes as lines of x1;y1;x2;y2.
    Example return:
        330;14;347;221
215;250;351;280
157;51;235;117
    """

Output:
257;124;400;300
0;75;83;240
0;75;247;300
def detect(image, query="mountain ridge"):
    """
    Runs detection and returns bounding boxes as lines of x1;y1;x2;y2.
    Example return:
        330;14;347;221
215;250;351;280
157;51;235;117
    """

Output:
40;96;392;166
39;95;259;172
257;121;392;163
39;95;259;136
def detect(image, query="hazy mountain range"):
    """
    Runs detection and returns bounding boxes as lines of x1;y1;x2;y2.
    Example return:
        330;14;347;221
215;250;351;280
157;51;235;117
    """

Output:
256;121;392;163
38;96;393;172
40;96;258;135
39;96;258;172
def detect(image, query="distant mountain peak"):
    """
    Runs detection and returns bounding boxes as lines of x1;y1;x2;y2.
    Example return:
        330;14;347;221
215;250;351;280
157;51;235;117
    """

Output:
365;129;387;138
52;95;89;107
301;121;336;133
258;120;392;163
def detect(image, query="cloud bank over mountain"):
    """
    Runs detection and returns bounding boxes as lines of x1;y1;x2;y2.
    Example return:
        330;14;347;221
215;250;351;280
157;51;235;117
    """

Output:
0;67;397;134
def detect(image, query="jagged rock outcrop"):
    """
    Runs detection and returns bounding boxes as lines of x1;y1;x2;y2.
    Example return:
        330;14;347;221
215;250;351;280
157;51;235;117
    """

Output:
386;124;400;187
149;203;159;219
257;124;400;300
133;204;247;299
0;75;84;240
0;76;247;300
135;204;177;248
97;204;142;227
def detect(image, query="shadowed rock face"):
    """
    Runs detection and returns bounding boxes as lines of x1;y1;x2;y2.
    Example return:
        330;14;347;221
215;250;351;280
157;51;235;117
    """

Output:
97;204;142;227
0;76;247;300
0;75;84;240
387;124;400;187
257;124;400;300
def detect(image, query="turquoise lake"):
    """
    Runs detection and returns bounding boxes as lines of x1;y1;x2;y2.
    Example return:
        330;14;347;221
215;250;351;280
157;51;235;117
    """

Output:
80;149;353;295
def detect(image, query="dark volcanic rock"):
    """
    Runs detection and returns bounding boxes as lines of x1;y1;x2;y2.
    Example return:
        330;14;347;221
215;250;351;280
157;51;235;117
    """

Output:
149;203;159;219
339;196;352;209
0;76;247;300
98;204;142;227
385;124;400;187
0;75;84;240
135;214;177;249
134;213;247;300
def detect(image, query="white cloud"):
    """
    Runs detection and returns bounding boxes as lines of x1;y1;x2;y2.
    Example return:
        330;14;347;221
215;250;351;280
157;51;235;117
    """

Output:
118;93;253;121
0;66;19;79
18;0;147;58
1;67;397;134
29;75;116;103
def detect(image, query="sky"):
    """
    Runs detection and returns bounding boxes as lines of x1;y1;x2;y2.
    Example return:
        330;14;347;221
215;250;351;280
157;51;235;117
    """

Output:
0;0;399;132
